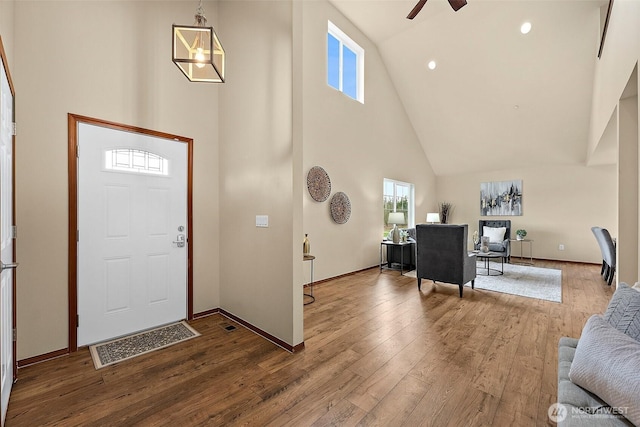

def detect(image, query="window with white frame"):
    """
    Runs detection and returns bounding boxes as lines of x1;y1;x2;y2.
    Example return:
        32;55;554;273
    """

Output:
383;178;415;237
327;21;364;103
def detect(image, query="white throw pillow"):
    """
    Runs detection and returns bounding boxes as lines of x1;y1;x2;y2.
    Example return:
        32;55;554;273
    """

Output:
483;226;506;243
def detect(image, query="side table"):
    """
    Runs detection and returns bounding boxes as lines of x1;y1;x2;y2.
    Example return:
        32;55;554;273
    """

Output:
473;251;504;276
510;239;534;265
380;240;415;275
303;254;315;305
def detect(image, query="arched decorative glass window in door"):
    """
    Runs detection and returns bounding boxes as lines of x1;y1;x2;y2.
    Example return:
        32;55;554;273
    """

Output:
104;149;169;176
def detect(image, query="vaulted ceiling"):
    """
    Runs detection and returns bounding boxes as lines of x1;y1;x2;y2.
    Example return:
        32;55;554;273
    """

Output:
328;0;606;176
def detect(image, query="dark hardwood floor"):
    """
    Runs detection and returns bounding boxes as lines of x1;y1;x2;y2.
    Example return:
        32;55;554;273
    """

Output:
6;260;614;426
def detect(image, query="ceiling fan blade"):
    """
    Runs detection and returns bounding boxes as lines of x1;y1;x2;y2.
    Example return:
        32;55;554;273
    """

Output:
407;0;428;19
448;0;467;11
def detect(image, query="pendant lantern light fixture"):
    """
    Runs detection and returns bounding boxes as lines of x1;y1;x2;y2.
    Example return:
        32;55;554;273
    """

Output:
172;0;225;83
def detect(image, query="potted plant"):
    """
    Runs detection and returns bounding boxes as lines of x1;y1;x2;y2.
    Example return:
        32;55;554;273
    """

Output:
516;229;527;240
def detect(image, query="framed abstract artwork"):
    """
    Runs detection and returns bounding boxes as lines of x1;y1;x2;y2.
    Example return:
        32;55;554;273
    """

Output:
480;180;522;216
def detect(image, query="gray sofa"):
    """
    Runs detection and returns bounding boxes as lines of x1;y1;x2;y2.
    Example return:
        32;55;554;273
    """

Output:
557;337;633;426
557;283;640;426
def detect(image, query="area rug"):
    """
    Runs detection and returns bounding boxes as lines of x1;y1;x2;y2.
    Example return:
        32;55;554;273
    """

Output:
89;321;200;369
404;263;562;303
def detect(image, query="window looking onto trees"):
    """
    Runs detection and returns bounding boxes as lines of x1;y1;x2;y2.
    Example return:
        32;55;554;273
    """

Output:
383;179;414;237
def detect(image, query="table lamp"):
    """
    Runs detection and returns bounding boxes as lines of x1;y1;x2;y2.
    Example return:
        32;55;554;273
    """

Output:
426;213;440;224
388;212;406;243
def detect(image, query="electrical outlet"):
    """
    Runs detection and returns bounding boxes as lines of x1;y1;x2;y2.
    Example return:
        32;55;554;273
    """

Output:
558;244;565;251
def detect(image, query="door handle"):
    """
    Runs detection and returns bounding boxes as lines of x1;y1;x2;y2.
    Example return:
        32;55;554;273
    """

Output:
173;234;185;248
1;261;18;272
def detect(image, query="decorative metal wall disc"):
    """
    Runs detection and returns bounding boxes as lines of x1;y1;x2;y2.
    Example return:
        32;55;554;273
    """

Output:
307;166;331;202
330;192;351;224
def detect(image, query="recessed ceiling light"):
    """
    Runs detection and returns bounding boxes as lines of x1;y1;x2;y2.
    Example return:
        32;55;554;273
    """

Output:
427;60;437;70
520;22;532;34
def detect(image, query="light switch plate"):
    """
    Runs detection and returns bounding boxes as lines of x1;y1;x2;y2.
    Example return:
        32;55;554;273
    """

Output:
256;215;269;227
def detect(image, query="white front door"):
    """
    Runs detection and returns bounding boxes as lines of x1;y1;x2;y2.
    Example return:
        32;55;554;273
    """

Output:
77;123;188;346
0;52;16;427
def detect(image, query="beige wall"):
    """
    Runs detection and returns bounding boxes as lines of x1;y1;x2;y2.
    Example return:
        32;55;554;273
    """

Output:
437;164;617;263
13;1;221;359
589;1;640;285
8;0;432;358
292;1;304;343
7;0;631;360
216;0;435;345
218;0;302;346
618;94;639;284
301;0;437;282
589;1;640;157
0;0;14;66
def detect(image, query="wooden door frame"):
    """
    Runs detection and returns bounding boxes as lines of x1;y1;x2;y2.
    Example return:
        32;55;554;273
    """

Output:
0;36;17;380
67;114;194;352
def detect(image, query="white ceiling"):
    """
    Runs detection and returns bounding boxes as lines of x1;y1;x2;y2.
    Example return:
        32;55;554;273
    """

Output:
328;0;606;176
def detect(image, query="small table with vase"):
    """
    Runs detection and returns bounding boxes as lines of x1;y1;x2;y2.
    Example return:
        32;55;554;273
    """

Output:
380;239;415;275
471;250;504;276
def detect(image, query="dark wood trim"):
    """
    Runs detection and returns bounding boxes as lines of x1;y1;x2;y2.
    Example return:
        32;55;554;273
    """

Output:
194;308;304;351
598;0;614;59
193;308;220;319
67;114;194;351
311;265;378;288
67;114;194;143
519;258;600;267
4;262;611;425
0;35;18;380
219;309;305;353
0;36;15;94
67;114;79;352
17;348;69;368
16;259;605;372
187;136;194;320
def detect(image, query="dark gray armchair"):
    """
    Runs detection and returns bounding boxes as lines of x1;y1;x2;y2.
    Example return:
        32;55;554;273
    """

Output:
477;220;511;262
591;226;616;286
416;224;476;297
